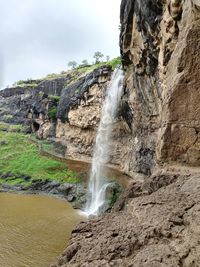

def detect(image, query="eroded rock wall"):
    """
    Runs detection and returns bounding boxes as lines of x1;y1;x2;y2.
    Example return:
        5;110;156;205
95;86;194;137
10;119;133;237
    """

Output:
27;67;109;160
0;76;66;125
55;80;108;161
120;0;200;171
157;0;200;166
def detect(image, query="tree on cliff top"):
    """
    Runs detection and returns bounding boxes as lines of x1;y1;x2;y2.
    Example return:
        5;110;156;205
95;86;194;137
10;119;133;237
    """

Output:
68;61;77;69
93;51;104;64
81;59;89;66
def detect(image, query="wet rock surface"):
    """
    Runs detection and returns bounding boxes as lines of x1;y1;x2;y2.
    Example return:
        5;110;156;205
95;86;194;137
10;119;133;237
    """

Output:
57;66;112;122
119;0;200;173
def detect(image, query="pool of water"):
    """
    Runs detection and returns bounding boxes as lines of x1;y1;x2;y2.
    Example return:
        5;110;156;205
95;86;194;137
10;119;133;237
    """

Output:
0;193;85;267
42;152;131;188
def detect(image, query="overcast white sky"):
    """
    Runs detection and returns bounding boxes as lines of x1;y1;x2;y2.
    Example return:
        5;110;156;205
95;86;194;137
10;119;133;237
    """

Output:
0;0;121;88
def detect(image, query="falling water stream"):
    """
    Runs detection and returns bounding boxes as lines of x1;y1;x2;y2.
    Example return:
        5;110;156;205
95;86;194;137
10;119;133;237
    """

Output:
85;68;124;216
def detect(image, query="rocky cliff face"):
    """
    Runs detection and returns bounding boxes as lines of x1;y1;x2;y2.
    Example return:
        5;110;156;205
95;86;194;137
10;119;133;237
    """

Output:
0;66;112;137
0;76;68;126
32;0;199;177
0;67;111;163
120;0;200;171
53;66;114;161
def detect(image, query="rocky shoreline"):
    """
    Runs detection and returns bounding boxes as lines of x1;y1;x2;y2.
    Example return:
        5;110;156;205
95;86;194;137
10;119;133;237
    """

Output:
0;168;124;212
0;175;87;209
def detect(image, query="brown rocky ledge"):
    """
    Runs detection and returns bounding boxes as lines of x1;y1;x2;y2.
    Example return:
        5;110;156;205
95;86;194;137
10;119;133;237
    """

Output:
52;167;200;267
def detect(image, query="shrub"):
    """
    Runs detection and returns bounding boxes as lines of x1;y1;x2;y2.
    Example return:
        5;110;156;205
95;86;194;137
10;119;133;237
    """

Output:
48;107;57;121
16;80;24;85
107;57;121;70
45;73;58;79
81;59;89;66
68;61;78;69
49;95;60;103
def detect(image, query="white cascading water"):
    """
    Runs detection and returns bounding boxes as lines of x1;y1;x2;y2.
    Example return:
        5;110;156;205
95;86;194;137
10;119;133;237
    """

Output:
85;68;124;216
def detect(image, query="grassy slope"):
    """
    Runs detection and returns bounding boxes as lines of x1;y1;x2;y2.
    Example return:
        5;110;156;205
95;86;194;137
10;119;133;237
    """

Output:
0;127;80;185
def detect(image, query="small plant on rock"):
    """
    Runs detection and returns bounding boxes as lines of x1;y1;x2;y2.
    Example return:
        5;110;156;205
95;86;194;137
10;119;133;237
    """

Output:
48;107;57;122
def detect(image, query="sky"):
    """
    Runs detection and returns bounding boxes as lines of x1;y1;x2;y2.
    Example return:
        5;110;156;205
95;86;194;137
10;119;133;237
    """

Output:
0;0;121;89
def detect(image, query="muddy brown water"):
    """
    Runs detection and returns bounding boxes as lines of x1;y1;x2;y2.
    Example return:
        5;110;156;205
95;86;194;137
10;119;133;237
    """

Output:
0;193;85;267
65;158;131;188
0;151;130;267
41;150;131;188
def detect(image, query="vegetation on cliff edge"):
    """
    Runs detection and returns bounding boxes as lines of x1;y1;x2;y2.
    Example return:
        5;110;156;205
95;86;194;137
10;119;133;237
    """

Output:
12;57;121;87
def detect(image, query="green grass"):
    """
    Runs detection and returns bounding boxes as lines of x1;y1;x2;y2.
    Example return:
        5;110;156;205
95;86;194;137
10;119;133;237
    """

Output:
14;79;39;88
61;57;121;88
0;131;80;184
2;178;26;186
0;122;23;132
77;57;121;73
17;83;38;88
43;57;121;82
41;142;54;152
30;134;54;150
107;57;121;70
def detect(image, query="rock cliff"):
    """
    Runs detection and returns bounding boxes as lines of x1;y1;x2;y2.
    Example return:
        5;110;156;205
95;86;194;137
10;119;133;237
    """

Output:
0;75;68;125
0;66;113;149
120;0;200;171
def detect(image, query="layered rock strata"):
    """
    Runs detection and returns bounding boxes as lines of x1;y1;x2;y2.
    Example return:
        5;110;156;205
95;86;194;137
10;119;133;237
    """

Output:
120;0;200;171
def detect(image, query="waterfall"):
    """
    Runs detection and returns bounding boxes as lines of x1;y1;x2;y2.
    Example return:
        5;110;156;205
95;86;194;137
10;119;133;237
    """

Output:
85;68;124;216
